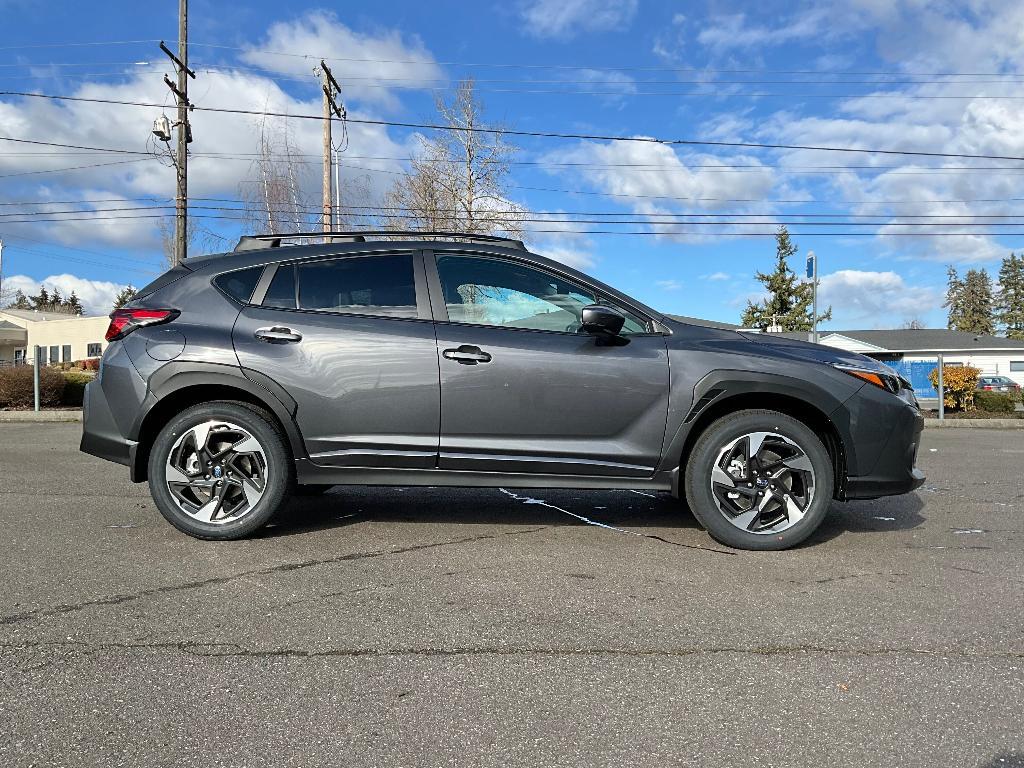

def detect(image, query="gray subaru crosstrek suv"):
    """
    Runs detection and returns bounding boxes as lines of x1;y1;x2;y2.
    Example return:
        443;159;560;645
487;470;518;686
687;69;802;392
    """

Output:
81;231;924;550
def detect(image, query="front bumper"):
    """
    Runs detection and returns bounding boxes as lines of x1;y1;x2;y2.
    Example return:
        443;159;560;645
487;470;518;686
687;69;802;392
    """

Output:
841;388;925;500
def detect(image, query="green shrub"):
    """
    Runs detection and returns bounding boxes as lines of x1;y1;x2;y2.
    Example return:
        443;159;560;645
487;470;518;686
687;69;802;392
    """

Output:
61;370;95;406
0;366;66;408
974;390;1016;414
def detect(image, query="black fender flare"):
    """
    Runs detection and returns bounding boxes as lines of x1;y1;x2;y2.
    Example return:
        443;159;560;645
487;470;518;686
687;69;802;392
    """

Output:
659;368;857;477
129;362;306;480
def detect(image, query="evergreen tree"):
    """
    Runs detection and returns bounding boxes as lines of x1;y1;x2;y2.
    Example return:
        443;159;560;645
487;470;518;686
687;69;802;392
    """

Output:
50;287;63;310
740;226;832;331
958;269;996;335
944;266;964;330
66;291;83;315
996;252;1024;339
30;286;50;310
112;285;137;309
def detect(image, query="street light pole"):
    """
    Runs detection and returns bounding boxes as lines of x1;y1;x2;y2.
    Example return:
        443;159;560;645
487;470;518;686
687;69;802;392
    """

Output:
807;250;819;344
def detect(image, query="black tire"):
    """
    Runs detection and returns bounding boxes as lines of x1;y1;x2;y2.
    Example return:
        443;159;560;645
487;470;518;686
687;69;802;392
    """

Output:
147;401;293;540
684;409;834;551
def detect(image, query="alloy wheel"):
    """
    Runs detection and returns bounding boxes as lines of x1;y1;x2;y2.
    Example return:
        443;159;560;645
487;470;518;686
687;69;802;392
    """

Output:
164;420;269;524
709;430;815;534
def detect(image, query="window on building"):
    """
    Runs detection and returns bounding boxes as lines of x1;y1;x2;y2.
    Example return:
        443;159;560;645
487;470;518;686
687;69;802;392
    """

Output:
14;349;24;364
62;345;72;363
296;254;418;318
1011;361;1024;372
87;343;102;358
48;346;59;364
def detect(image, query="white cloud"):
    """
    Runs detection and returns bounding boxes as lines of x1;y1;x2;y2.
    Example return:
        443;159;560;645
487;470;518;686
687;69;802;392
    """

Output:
1;273;128;315
519;0;638;39
696;8;845;52
703;272;731;281
819;270;941;326
656;279;683;290
239;11;444;109
0;14;439;255
541;139;778;242
536;244;595;270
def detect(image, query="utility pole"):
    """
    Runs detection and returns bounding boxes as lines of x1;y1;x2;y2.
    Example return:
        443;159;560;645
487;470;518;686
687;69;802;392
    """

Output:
315;60;345;235
0;239;5;305
159;1;195;265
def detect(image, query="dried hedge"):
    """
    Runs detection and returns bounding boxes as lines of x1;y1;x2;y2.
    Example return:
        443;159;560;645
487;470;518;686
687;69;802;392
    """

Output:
0;366;66;408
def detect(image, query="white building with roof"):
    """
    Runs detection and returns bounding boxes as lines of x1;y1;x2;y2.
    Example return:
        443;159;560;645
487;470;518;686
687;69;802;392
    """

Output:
0;308;110;366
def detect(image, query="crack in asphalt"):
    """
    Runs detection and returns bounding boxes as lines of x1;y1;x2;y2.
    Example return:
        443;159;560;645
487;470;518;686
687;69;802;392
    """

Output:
4;639;1023;663
0;530;525;628
497;488;736;556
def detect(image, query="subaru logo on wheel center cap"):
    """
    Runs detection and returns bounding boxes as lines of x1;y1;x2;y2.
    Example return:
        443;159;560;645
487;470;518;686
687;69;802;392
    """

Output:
213;466;223;478
755;477;769;488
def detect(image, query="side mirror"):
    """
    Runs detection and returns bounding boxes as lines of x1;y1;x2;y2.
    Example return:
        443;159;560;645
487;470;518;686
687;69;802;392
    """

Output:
581;304;625;337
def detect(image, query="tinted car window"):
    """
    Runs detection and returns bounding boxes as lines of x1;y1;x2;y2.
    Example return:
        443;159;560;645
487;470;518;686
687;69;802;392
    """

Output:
214;266;263;304
436;255;647;334
263;264;296;309
297;254;417;318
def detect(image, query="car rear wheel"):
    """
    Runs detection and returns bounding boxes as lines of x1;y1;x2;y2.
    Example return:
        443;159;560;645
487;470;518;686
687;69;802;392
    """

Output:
147;401;292;540
684;409;834;551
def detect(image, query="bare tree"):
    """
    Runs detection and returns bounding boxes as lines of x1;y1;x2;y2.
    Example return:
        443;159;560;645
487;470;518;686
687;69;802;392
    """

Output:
240;114;313;235
384;79;525;236
900;318;926;330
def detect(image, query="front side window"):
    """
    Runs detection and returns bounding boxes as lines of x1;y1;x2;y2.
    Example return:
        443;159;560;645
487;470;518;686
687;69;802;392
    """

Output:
435;255;647;334
297;254;417;318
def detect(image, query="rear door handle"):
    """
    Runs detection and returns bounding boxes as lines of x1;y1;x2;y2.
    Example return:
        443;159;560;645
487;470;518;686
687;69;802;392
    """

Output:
255;326;303;343
442;345;492;364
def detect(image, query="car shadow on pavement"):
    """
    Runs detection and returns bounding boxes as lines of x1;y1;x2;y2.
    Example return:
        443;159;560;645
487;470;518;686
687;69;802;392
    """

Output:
260;485;928;545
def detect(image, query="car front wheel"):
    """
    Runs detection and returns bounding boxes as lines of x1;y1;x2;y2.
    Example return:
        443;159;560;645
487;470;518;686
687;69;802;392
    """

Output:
684;409;834;551
147;401;292;540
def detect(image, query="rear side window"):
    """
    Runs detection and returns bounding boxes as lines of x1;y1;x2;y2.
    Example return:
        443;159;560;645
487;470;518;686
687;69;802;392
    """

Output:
296;254;417;318
213;266;263;304
263;265;297;309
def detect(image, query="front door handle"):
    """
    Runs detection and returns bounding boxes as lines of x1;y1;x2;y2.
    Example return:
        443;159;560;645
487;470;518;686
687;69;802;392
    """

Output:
255;326;303;343
442;345;492;364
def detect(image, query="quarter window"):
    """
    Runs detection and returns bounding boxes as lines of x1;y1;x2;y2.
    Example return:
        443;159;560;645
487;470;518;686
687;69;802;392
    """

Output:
297;254;417;318
214;266;263;304
435;255;647;334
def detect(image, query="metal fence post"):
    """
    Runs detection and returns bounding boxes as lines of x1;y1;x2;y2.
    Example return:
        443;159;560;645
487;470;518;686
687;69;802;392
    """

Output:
33;345;41;412
937;353;944;421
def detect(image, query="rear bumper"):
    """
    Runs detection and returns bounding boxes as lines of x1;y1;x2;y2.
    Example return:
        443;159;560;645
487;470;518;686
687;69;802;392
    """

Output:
80;379;137;468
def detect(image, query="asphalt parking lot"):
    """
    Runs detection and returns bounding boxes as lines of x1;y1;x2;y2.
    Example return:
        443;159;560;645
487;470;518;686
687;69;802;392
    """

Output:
1;423;1022;767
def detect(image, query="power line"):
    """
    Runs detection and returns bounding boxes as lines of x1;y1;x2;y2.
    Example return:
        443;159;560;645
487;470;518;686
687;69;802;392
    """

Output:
0;157;156;179
5;90;1024;163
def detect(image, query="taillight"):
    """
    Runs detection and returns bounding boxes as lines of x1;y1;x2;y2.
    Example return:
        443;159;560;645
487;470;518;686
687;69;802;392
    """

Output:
105;308;179;341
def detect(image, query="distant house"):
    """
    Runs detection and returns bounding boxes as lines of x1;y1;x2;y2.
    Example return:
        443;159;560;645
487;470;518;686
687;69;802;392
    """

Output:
0;309;109;366
806;329;1024;386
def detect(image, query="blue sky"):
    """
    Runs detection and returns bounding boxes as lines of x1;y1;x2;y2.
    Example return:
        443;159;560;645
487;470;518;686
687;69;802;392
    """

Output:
2;0;1023;325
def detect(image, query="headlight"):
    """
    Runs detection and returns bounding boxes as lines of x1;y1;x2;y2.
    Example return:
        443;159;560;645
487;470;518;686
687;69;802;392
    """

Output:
832;363;902;394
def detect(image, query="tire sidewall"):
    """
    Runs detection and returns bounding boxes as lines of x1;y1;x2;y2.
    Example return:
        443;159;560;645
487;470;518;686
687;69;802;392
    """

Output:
684;410;834;551
148;402;291;540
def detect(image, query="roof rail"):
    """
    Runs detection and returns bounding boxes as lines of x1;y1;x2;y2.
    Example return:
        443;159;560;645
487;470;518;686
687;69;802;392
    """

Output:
232;230;526;252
